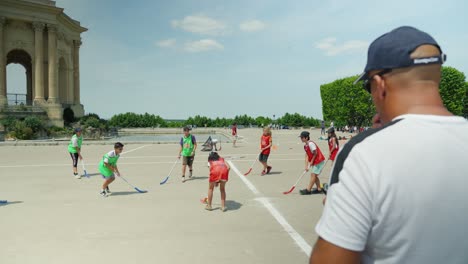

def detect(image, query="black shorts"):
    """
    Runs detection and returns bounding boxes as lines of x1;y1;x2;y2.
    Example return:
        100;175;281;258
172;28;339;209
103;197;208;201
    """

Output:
70;152;79;167
258;153;269;163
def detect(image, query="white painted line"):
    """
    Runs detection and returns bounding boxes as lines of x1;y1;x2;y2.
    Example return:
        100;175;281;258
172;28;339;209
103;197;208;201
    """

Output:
120;153;304;159
256;197;312;255
227;160;312;256
228;161;261;195
121;145;149;155
0;157;315;169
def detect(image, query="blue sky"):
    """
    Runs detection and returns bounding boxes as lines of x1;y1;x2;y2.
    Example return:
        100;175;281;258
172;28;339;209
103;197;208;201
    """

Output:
7;0;468;119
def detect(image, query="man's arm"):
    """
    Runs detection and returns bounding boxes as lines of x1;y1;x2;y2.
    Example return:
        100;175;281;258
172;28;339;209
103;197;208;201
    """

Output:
310;237;361;264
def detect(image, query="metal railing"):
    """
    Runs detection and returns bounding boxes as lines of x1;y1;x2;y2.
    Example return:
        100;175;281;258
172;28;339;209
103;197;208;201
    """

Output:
7;93;32;106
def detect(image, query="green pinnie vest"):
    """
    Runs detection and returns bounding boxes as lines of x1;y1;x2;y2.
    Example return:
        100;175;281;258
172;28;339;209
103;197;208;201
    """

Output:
181;135;195;157
68;134;83;153
99;151;120;177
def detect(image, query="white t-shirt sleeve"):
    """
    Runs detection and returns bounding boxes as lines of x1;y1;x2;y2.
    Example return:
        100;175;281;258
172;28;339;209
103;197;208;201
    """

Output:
103;151;115;163
72;137;78;147
308;142;316;152
315;149;373;251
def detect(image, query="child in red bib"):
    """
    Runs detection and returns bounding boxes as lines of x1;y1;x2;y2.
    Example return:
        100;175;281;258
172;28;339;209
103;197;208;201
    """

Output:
259;127;273;175
327;128;339;163
205;152;230;212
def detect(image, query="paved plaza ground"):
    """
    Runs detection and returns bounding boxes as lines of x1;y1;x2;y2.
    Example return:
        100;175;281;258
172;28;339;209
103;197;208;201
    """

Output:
0;128;351;264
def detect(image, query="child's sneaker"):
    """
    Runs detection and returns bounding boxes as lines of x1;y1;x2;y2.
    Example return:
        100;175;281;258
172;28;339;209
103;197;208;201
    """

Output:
105;186;111;195
205;204;213;211
189;170;193;178
100;190;107;197
266;166;272;174
182;176;186;183
75;174;82;179
221;207;227;212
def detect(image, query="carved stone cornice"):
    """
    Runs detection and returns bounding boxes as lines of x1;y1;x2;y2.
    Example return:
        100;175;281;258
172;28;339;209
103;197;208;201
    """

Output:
47;24;58;33
32;22;45;32
73;39;82;48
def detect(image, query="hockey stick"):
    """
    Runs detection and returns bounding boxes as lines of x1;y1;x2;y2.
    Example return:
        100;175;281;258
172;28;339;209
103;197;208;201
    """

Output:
160;159;178;185
283;160;330;195
282;169;309;194
118;175;147;193
81;159;88;178
243;157;258;176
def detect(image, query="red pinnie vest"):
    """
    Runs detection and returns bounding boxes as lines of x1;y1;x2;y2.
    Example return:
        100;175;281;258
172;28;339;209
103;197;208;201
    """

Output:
304;141;325;165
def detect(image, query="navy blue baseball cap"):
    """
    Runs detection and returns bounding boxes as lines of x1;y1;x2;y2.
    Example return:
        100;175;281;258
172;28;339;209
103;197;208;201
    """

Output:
354;26;446;85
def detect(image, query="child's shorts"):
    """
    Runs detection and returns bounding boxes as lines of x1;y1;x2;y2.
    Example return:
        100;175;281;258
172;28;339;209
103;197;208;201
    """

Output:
312;161;325;175
182;156;195;166
101;173;116;179
258;153;269;163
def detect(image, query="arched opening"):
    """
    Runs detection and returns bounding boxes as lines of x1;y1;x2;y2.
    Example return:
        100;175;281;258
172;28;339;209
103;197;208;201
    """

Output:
6;49;32;106
63;107;75;125
58;57;68;104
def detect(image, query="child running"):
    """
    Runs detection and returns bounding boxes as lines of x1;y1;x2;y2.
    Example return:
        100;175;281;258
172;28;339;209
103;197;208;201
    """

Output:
68;128;83;179
178;126;197;182
205;152;230;211
299;131;326;194
327;127;339;165
259;127;272;175
98;142;124;197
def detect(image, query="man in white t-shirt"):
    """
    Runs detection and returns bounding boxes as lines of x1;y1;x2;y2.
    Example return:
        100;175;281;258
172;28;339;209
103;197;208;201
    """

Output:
310;26;468;263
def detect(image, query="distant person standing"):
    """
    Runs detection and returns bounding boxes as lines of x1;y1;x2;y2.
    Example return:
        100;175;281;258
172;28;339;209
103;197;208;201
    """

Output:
68;128;83;179
327;128;339;165
231;123;238;147
179;126;197;183
259;127;273;175
321;120;326;135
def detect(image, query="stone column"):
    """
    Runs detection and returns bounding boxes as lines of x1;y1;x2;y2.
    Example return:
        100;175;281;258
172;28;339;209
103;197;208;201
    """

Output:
0;17;6;107
47;24;58;104
45;24;63;127
32;22;45;105
73;40;81;104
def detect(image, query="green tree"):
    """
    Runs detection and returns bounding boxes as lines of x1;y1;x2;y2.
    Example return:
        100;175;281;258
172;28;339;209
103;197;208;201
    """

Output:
321;76;374;127
464;82;468;118
440;67;466;116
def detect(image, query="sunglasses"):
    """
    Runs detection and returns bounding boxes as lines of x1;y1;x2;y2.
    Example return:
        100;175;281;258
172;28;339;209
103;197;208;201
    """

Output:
363;69;392;93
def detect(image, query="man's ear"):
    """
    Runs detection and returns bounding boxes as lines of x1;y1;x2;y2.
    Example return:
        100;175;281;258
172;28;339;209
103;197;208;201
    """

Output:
373;75;386;100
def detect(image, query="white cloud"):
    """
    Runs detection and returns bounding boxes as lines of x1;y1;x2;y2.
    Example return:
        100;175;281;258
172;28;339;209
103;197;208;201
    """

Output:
156;38;176;48
239;20;266;32
172;15;226;35
315;38;368;56
184;39;224;53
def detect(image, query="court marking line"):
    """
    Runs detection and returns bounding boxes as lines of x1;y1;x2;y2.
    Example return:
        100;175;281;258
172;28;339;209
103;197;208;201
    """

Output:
0;158;310;168
227;160;312;256
121;145;149;155
117;153;304;159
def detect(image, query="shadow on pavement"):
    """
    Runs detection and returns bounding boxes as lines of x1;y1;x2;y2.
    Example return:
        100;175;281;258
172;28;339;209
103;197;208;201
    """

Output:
109;191;144;196
0;201;23;207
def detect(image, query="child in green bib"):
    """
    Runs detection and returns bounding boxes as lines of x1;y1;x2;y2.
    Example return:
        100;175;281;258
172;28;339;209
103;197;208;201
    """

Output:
68;128;83;179
98;142;124;197
178;126;197;182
